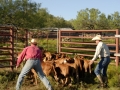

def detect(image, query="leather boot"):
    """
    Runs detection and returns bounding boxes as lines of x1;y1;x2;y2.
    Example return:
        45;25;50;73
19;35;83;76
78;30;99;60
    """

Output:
102;76;108;88
96;75;104;88
48;87;54;90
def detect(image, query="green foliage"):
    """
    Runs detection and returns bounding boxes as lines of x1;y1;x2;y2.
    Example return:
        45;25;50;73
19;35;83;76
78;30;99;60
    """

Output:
108;65;120;87
1;0;120;30
0;70;19;90
0;75;8;83
0;71;16;83
0;0;72;29
71;8;120;30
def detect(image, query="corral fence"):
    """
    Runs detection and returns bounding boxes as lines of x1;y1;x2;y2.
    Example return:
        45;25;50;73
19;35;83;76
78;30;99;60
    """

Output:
1;27;120;70
0;26;60;70
0;25;16;70
0;25;28;70
58;29;120;67
0;27;59;71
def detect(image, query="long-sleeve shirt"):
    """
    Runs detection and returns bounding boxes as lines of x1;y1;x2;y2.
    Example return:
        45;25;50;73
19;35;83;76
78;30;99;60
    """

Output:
16;44;42;66
92;41;110;61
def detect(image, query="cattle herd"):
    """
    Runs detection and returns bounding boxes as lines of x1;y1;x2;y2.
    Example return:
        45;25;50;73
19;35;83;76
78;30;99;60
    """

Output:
18;48;95;86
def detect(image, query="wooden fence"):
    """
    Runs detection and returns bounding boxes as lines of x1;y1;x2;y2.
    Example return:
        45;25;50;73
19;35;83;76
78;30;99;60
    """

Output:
58;29;120;67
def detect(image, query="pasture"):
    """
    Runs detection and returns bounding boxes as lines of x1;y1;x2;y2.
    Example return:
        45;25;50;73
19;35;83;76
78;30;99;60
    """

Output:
0;39;120;90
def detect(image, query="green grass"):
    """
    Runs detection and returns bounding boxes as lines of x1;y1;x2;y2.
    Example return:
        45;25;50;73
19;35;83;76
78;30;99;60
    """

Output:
0;64;120;90
37;38;57;53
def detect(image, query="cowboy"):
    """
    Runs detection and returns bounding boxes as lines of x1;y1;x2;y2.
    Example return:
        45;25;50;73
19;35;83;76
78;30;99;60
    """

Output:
15;38;53;90
89;35;111;88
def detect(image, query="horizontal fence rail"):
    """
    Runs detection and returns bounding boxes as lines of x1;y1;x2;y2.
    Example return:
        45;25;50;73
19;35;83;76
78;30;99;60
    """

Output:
58;29;120;67
0;26;15;70
0;26;28;70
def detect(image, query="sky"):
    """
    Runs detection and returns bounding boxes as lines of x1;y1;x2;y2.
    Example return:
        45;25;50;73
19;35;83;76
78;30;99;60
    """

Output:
32;0;120;20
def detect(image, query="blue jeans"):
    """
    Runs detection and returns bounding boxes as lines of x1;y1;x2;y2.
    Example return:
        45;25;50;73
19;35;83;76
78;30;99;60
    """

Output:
94;56;110;77
16;59;52;90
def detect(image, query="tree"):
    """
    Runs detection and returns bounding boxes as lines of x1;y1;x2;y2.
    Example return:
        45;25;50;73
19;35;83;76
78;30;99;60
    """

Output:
97;13;109;29
110;12;120;29
71;8;101;30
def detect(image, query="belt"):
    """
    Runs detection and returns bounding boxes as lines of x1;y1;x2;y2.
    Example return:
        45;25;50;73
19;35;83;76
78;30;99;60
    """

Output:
28;58;39;60
101;56;109;58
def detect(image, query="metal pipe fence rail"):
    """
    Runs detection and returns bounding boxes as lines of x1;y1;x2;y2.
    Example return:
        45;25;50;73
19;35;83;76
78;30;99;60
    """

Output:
0;26;15;70
0;26;28;70
58;29;120;67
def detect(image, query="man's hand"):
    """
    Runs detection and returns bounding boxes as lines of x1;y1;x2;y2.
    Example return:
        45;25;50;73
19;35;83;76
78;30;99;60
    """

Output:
89;60;94;65
16;65;19;70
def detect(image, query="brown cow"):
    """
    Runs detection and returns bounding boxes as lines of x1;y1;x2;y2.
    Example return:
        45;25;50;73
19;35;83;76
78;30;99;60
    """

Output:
73;55;83;71
41;61;57;77
30;60;57;85
83;59;92;74
54;57;70;64
76;55;93;79
27;69;38;85
54;62;71;85
76;55;92;74
64;60;80;82
43;51;52;61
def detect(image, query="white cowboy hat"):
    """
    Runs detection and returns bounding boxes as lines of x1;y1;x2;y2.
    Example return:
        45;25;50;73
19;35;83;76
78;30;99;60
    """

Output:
92;35;102;41
30;39;37;44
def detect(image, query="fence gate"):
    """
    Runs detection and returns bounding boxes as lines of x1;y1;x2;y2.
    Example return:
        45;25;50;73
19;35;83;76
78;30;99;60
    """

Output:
0;25;16;70
58;29;120;67
0;25;28;70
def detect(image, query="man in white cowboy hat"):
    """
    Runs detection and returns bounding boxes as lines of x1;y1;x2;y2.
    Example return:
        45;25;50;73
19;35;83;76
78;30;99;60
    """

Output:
16;38;53;90
89;35;110;88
